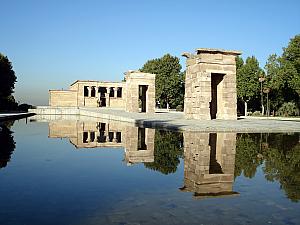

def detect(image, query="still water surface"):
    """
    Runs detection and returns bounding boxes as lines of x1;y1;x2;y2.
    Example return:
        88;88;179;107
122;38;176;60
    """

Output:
0;118;300;225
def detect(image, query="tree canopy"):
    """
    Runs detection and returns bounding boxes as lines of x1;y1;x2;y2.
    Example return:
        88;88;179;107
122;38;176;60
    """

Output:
235;34;300;116
0;53;17;110
236;56;264;114
264;34;300;114
140;54;184;108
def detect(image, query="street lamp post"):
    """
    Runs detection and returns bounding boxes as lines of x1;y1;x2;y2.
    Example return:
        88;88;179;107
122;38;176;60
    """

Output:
263;87;270;117
259;77;265;115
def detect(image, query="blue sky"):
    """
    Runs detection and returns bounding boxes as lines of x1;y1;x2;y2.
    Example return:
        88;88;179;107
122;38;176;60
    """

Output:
1;0;299;105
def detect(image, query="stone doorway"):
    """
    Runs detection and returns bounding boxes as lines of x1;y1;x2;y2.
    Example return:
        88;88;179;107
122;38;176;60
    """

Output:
139;85;148;113
210;73;224;119
98;87;107;107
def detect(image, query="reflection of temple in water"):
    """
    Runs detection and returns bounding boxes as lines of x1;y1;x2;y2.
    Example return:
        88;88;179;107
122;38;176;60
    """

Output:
48;119;154;164
43;116;238;199
180;132;238;199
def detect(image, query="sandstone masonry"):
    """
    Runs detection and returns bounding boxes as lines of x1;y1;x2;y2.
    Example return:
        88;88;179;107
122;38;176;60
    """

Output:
49;70;155;113
182;48;241;120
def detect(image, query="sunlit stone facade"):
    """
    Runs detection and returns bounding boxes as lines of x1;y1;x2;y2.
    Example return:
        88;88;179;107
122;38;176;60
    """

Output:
49;70;155;113
182;48;241;120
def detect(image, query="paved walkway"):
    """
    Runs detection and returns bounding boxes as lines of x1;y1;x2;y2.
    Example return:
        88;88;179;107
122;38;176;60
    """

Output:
0;112;34;121
81;108;300;132
29;107;300;132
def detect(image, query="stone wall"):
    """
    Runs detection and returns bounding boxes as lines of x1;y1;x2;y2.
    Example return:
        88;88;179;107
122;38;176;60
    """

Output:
109;98;124;108
183;48;241;120
49;90;78;107
50;80;126;108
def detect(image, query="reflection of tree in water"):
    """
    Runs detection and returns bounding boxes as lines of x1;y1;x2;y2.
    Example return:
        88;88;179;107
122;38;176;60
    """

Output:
0;120;16;169
262;133;300;202
235;133;263;178
144;130;183;175
235;132;300;202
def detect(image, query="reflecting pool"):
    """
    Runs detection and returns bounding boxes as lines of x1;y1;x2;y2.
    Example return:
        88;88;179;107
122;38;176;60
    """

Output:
0;117;300;225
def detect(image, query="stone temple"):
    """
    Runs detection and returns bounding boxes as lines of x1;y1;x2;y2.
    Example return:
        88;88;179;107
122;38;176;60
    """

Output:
45;48;241;120
182;48;241;120
49;70;155;113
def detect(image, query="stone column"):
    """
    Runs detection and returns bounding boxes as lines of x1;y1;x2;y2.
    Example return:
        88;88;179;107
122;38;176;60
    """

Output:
106;134;110;142
97;88;101;106
97;87;100;98
113;132;118;143
87;86;92;97
95;130;99;142
105;123;109;142
105;87;110;107
114;87;118;98
87;131;91;143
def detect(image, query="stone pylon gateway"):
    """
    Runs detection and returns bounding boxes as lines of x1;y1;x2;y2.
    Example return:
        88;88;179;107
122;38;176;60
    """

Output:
182;48;242;120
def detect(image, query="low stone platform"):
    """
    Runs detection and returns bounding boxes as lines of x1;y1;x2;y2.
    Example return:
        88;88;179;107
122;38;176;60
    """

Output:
29;107;300;133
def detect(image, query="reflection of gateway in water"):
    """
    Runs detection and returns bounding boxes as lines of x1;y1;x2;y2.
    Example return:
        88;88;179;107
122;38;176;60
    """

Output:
34;115;238;199
180;132;239;199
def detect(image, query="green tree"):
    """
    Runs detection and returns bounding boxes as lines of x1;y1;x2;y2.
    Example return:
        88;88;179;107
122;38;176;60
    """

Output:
144;130;183;175
236;56;264;115
140;54;184;109
283;34;300;75
264;54;284;112
265;34;300;114
236;55;244;70
0;53;17;110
